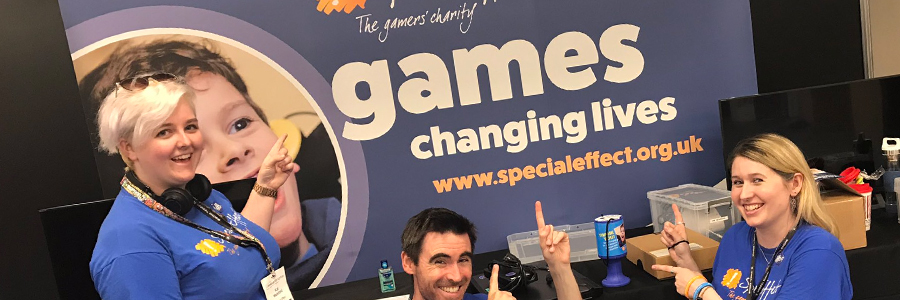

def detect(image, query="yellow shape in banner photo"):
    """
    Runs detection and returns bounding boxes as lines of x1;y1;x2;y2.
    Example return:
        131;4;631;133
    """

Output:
196;239;225;257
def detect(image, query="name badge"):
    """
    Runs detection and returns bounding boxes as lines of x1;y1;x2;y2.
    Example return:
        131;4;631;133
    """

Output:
261;267;293;300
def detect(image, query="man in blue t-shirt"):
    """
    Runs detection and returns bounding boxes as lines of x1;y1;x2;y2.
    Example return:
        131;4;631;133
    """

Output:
399;202;583;300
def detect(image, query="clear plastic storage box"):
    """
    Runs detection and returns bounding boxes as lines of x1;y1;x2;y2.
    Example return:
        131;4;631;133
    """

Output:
507;222;600;264
647;184;738;241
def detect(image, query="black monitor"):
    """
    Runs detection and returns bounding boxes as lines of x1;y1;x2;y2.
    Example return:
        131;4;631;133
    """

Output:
39;199;112;300
719;74;900;189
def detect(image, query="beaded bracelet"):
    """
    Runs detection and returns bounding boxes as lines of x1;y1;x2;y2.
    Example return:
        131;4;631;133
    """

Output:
693;282;713;300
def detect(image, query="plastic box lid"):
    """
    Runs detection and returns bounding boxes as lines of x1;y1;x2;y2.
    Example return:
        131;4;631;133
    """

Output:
647;184;736;241
507;222;599;264
647;184;731;211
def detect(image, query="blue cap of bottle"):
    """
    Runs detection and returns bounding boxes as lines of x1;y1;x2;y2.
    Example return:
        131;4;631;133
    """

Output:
381;260;389;268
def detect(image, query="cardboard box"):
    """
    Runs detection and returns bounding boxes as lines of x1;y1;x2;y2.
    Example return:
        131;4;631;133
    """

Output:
818;176;867;250
625;228;718;280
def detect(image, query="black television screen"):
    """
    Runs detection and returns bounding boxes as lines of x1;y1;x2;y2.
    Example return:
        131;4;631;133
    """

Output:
719;74;900;188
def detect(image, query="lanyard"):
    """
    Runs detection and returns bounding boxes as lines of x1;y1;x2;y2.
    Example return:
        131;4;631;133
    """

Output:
121;176;275;273
747;224;797;300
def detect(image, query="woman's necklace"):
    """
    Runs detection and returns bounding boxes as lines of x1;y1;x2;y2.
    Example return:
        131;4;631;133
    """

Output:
754;222;795;266
758;247;771;265
748;223;798;300
757;246;783;265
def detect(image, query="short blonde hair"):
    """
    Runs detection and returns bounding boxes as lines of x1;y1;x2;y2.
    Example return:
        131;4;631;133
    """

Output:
97;79;195;155
728;133;839;236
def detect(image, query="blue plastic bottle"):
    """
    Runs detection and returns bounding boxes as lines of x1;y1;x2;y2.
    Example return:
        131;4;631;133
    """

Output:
378;260;396;293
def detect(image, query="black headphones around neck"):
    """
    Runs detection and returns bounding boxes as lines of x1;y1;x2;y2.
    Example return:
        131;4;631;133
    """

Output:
125;170;211;216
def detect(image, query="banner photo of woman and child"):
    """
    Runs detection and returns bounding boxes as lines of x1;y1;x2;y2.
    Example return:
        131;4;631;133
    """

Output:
58;1;758;288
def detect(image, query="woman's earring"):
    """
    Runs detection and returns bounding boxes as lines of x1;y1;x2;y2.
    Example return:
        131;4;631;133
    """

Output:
790;195;798;213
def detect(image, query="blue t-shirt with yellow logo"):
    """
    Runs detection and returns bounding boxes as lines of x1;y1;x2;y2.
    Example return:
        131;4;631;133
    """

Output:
90;189;280;299
711;221;851;300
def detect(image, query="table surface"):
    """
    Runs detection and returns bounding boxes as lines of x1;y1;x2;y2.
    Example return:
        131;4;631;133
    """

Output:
294;210;900;300
294;226;694;300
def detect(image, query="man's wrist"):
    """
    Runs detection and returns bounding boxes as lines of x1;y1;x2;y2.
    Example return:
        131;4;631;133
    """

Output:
547;262;573;274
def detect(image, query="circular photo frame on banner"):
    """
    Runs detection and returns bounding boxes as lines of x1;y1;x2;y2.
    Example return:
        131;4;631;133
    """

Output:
72;31;343;290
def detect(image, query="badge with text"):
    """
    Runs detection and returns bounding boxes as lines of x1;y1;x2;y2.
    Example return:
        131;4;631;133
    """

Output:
261;267;292;300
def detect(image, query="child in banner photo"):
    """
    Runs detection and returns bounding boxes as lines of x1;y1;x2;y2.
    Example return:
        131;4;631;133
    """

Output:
77;35;341;290
614;223;626;248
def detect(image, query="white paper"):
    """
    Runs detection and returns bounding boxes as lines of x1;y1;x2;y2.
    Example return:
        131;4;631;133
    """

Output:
261;267;293;300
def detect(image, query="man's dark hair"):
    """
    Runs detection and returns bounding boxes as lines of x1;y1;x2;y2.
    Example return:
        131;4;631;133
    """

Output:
79;38;268;124
401;208;477;265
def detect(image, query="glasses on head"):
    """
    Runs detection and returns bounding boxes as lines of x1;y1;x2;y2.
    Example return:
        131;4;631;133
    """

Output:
114;73;180;97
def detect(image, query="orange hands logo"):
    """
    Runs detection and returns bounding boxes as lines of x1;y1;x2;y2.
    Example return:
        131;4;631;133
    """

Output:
721;268;742;289
195;239;225;257
317;0;367;15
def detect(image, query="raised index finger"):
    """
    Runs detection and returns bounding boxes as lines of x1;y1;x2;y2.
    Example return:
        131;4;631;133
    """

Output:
671;203;684;224
535;201;545;229
269;134;288;156
489;264;500;292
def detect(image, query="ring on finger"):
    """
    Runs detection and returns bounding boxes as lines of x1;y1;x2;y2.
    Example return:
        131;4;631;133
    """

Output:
675;221;685;226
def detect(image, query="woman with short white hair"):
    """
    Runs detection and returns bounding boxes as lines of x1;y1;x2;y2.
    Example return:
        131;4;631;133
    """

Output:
90;74;296;299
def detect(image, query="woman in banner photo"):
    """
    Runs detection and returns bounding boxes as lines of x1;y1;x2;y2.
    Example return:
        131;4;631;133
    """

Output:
652;133;852;300
77;37;341;290
90;76;296;298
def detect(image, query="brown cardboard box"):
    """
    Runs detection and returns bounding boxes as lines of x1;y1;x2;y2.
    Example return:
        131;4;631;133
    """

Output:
625;228;718;280
818;176;867;250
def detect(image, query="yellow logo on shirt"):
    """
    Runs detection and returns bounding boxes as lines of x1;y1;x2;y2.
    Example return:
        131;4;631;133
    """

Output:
722;268;742;289
196;239;225;257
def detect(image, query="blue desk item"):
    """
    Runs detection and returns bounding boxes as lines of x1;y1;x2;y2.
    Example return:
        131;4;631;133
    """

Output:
595;215;630;287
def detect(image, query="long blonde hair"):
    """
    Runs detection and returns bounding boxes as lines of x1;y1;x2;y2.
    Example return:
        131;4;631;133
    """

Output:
728;133;838;237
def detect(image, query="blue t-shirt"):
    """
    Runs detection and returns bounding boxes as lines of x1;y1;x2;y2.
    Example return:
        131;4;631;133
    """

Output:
90;189;281;299
711;221;852;300
406;293;485;300
464;293;487;300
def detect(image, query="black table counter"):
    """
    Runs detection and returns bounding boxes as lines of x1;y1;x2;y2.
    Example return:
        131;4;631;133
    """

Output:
846;209;900;300
294;211;900;300
294;227;690;300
